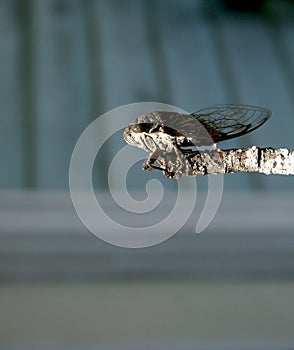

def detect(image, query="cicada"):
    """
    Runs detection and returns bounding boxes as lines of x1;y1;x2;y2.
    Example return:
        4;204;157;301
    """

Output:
123;105;271;174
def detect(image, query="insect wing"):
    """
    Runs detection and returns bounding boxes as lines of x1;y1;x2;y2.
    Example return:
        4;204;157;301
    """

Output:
147;111;215;146
191;105;271;143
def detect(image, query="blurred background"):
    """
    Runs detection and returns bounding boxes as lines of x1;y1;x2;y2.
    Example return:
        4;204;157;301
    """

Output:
1;0;294;349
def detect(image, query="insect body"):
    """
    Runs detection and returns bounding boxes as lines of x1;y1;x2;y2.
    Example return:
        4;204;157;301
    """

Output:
123;105;271;174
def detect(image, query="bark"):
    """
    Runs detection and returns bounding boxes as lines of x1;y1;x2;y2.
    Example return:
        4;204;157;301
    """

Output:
151;146;294;179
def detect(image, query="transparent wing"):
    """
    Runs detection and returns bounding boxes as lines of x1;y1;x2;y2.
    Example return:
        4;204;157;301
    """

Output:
191;104;271;143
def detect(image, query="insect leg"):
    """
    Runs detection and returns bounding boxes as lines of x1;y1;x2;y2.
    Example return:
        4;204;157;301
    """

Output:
171;141;187;166
142;150;164;171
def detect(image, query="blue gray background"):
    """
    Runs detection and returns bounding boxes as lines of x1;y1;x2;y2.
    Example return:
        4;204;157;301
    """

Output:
1;0;294;191
1;1;294;349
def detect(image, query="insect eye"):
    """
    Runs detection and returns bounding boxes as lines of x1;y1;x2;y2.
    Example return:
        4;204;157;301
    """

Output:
132;124;142;133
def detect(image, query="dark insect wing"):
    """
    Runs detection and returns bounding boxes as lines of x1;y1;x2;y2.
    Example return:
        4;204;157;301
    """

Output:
191;105;271;143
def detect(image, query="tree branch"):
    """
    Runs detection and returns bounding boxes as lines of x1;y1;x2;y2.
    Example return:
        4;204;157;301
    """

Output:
149;146;294;179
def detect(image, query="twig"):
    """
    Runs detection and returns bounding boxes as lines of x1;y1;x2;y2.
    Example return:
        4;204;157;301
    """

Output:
149;146;294;179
